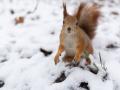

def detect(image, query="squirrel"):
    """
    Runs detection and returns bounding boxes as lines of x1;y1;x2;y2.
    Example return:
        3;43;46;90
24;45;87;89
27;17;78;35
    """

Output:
54;3;100;65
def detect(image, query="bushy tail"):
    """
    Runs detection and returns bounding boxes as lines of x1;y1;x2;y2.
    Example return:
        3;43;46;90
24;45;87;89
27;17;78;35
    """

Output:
78;3;100;39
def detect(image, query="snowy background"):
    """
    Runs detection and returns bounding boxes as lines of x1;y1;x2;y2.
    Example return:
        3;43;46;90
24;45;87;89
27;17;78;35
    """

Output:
0;0;120;90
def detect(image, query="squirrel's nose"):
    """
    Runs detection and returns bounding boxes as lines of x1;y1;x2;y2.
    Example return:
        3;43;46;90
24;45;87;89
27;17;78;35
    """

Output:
67;27;71;32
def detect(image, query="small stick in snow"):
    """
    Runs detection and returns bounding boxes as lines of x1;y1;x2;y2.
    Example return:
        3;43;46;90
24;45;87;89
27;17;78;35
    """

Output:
99;52;107;71
99;52;109;81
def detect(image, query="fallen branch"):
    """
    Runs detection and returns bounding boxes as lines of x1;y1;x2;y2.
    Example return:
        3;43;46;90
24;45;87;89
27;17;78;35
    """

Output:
25;0;40;16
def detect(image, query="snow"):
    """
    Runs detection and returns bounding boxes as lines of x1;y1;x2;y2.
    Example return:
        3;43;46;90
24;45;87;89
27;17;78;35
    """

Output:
0;0;120;90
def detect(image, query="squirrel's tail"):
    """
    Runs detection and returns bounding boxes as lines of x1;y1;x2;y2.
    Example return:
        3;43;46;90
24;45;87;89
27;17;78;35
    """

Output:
77;3;100;39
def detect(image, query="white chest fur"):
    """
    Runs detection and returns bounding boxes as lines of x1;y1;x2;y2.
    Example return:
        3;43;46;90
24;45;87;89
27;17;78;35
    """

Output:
64;34;76;56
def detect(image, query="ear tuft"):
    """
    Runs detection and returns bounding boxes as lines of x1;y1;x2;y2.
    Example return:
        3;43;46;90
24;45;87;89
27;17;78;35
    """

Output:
76;3;86;20
63;3;68;19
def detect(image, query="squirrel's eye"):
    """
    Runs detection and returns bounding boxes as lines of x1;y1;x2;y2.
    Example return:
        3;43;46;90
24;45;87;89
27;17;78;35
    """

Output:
76;22;78;26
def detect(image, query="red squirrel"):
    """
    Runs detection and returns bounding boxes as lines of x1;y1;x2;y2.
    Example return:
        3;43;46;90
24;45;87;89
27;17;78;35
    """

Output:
54;3;100;65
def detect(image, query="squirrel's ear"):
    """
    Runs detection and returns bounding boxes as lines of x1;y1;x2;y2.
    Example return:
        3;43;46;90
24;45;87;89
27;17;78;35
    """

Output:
63;3;68;19
75;3;86;20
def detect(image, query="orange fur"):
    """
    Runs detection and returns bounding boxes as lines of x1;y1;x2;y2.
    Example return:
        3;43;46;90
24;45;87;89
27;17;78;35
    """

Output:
54;3;100;64
78;3;100;39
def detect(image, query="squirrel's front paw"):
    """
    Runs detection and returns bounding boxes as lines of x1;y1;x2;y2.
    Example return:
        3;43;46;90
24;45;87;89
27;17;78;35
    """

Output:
54;55;59;65
73;56;80;62
72;56;80;66
72;59;79;67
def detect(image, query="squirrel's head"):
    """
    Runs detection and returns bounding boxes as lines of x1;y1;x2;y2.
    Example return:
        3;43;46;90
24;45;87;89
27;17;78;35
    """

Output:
62;3;85;35
63;16;79;35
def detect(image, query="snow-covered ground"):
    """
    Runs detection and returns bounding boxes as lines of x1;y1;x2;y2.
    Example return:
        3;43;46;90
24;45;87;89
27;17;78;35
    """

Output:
0;0;120;90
